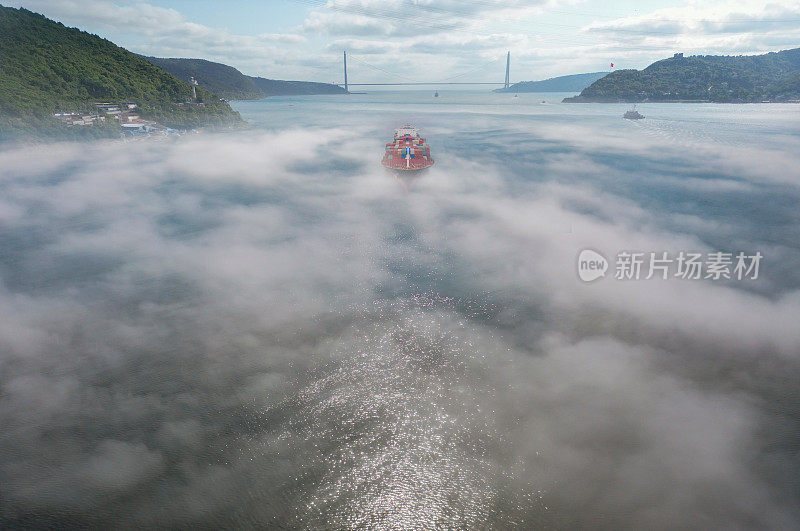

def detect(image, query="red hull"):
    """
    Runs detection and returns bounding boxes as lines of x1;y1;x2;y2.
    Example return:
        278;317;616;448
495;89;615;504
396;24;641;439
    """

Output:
381;125;434;172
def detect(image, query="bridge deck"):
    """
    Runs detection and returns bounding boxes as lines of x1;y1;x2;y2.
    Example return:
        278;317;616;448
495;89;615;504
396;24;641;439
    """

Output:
341;82;508;86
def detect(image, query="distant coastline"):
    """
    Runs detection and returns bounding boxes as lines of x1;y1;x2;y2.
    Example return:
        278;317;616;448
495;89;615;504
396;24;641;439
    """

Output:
495;72;609;93
143;57;347;100
564;49;800;103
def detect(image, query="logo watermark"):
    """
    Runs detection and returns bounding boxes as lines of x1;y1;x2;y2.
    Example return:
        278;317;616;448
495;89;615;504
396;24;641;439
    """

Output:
577;249;762;282
577;249;609;282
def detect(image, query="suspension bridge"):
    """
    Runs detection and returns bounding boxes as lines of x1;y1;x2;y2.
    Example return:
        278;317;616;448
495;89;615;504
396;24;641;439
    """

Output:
338;51;512;91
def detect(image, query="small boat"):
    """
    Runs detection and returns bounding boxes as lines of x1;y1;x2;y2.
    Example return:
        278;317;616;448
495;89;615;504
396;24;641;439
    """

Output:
623;105;644;120
381;125;435;173
434;90;439;97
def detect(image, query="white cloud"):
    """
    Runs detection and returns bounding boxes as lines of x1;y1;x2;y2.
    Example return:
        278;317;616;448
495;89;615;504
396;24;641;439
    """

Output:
301;0;543;38
584;0;800;57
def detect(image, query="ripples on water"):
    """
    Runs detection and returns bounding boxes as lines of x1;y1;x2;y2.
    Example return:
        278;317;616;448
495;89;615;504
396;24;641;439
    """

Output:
243;296;546;529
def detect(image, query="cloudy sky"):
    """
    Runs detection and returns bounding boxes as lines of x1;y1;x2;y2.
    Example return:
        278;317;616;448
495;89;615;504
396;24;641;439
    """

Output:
4;0;800;83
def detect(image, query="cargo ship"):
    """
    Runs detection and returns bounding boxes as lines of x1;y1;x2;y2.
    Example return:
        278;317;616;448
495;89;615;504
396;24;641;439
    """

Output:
381;125;435;172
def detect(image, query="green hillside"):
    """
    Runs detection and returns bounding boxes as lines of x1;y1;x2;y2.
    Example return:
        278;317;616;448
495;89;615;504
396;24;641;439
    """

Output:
143;57;265;100
565;48;800;103
248;76;346;96
0;5;242;140
144;56;347;99
494;72;610;93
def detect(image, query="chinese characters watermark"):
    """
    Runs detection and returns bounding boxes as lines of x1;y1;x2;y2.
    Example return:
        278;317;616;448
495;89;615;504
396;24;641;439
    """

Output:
578;249;762;282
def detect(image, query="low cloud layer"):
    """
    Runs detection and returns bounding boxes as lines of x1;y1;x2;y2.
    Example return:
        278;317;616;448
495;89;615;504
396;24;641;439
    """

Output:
1;108;799;528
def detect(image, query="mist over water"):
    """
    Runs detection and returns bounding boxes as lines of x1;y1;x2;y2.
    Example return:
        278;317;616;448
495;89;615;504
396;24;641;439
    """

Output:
1;92;800;528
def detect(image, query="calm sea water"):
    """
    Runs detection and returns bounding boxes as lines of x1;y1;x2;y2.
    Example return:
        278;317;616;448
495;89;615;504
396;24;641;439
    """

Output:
1;91;799;528
233;89;800;150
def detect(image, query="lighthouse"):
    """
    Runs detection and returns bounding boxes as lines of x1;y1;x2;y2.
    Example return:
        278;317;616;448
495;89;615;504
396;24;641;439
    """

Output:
190;76;199;101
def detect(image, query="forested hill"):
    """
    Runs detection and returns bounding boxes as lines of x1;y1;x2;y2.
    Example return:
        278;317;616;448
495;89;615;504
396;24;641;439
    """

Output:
0;5;242;140
248;77;347;96
143;57;264;100
144;57;347;99
564;48;800;103
494;72;609;93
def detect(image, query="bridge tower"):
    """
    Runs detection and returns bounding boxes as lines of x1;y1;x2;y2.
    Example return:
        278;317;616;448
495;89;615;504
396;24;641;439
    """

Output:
343;51;348;93
504;52;510;89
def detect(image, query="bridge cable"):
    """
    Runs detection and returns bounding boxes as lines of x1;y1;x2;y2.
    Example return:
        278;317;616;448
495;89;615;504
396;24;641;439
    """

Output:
346;54;419;82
